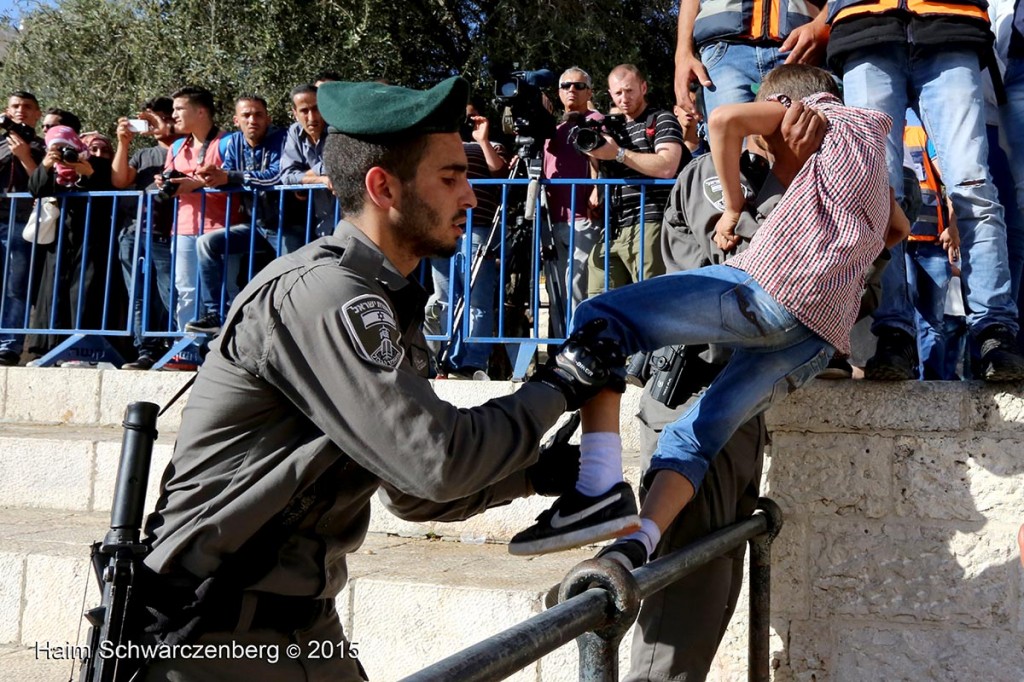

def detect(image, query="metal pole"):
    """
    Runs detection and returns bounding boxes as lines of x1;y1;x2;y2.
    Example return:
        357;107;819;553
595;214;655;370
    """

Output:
558;559;640;682
748;498;783;682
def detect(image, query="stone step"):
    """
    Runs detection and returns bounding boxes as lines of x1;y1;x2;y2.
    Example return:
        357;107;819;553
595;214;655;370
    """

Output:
0;507;644;682
0;367;648;543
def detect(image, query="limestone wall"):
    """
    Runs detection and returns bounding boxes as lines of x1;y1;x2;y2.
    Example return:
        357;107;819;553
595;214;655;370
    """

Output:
732;381;1024;681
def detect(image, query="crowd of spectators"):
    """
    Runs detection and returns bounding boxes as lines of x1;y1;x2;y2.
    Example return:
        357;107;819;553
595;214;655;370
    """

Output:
1;3;1023;385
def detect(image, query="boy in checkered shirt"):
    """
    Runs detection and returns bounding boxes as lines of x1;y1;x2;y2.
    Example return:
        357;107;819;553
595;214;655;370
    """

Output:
510;65;911;565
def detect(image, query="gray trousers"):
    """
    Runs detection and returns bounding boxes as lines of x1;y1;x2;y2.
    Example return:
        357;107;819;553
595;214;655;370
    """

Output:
544;218;600;338
626;387;766;682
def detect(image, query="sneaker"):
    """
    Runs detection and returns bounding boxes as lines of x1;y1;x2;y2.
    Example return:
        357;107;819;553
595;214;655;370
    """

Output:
121;354;155;371
978;324;1024;382
864;328;918;381
508;481;640;556
596;538;649;571
0;350;19;367
816;356;853;380
184;313;222;335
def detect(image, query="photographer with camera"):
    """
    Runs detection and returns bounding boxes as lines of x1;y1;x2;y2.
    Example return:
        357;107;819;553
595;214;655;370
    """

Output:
0;91;44;366
426;97;509;379
584;64;686;294
28;120;116;353
154;86;233;332
542;67;603;338
113;97;182;369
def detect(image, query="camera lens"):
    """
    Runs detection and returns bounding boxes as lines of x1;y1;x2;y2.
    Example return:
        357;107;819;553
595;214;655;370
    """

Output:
60;148;79;163
572;128;605;153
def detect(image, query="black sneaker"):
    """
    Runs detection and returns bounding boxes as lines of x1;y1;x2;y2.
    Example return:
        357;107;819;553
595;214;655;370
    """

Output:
978;324;1024;382
0;350;19;367
121;354;155;371
596;538;649;570
184;313;221;335
865;328;918;381
508;481;640;556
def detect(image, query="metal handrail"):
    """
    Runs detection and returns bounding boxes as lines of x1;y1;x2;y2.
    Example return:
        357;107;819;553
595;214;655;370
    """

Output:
401;498;784;682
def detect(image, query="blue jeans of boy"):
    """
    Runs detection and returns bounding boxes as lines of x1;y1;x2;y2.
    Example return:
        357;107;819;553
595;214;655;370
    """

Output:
906;242;953;380
842;46;1019;338
196;224;270;318
571;264;832;490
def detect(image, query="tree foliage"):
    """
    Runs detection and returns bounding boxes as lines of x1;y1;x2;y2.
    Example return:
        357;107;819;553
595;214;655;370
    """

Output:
0;0;678;135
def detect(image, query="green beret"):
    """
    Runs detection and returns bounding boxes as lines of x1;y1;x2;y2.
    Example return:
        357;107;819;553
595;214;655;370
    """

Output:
318;76;470;139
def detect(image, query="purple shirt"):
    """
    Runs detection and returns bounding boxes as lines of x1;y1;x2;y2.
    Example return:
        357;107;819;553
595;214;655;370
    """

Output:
543;111;602;223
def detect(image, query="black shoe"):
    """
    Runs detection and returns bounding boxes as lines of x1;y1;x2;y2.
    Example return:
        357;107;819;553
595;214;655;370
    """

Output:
596;538;649;570
978;324;1024;382
508;482;640;556
0;350;19;366
184;313;221;335
865;328;918;381
121;354;155;371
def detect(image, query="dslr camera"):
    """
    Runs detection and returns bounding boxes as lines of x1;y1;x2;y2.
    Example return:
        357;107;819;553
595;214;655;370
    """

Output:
158;169;186;199
58;147;79;164
568;113;629;154
0;114;35;140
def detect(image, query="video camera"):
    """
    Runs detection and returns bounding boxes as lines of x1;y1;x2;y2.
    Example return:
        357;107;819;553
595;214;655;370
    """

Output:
567;113;629;154
0;114;35;140
493;68;557;159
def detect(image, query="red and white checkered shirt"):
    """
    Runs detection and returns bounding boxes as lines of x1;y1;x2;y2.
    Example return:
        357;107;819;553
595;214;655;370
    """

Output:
728;93;891;355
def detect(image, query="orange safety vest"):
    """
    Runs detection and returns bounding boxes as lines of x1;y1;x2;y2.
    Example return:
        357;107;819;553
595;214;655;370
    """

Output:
830;0;988;25
903;124;947;242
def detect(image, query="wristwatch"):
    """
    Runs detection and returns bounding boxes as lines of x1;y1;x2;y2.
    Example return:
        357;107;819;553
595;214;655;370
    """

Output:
615;147;627;164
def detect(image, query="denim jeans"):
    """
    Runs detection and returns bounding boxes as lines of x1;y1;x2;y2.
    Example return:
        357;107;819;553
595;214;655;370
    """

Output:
906;242;953;380
196;224;270;317
998;57;1024;307
842;46;1019;337
544;218;600;338
571;264;832;489
0;216;33;355
698;42;786;120
172;234;201;331
119;224;172;355
427;225;496;371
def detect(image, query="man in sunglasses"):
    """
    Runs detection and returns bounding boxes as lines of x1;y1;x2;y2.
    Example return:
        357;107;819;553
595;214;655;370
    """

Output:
584;64;685;295
542;67;603;337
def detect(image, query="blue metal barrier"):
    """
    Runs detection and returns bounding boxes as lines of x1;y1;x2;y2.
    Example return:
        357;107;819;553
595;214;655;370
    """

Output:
0;178;674;372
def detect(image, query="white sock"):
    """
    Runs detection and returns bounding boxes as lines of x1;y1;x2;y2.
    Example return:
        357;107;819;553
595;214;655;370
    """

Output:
622;518;662;557
576;432;623;496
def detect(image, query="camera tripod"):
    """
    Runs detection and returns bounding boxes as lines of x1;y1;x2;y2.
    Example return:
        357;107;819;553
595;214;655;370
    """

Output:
438;137;558;377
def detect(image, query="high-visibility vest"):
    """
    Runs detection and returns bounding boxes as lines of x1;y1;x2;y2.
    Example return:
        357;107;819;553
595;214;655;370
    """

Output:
693;0;822;46
828;0;989;26
903;124;947;242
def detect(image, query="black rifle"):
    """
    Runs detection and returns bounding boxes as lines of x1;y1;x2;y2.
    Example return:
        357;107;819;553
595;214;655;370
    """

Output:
79;401;159;682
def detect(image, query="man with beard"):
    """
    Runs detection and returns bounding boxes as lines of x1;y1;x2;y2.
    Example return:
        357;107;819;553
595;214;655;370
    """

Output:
138;77;624;682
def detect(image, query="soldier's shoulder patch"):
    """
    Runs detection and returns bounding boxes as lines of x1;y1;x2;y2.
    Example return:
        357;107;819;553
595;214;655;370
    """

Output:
341;293;405;370
703;175;753;212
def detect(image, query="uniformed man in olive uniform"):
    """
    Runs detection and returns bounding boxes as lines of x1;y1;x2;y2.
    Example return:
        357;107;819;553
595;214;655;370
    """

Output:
139;77;623;681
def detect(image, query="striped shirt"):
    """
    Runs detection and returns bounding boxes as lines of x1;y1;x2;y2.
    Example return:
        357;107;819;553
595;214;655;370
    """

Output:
727;93;891;354
606;108;684;227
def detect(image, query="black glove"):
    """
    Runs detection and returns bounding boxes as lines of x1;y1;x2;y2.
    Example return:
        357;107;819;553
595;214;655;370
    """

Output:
527;412;581;496
530;318;627;411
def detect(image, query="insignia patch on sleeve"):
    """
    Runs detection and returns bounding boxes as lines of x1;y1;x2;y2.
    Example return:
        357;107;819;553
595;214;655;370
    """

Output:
341;294;405;370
